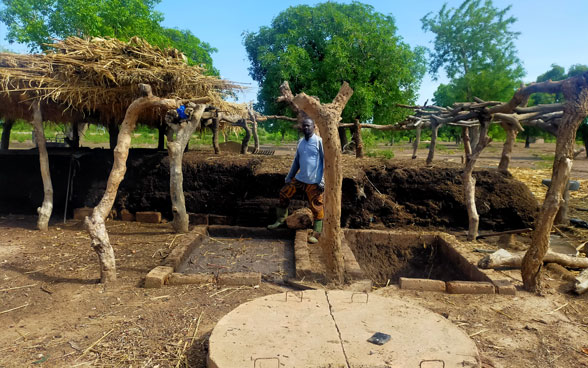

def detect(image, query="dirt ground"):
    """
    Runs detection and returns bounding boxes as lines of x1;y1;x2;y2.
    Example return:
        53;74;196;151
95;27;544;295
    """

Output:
1;140;588;368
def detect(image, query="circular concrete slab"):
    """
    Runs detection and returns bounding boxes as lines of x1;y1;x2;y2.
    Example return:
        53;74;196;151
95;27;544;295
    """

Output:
208;290;480;368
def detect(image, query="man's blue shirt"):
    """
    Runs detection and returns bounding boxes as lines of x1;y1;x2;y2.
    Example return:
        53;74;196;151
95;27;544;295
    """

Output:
285;134;324;186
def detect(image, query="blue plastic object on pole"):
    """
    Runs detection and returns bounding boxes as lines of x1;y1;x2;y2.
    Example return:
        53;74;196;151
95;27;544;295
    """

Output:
177;105;188;119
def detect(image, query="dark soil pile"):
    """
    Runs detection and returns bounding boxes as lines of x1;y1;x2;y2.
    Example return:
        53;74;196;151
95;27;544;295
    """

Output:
0;148;538;231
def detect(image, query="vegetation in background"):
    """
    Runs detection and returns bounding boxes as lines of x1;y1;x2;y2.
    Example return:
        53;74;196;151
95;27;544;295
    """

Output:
422;0;525;105
243;1;426;133
0;0;218;74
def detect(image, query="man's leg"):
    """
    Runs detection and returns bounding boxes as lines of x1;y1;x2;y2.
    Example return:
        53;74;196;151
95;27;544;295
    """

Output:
267;180;298;229
305;184;324;244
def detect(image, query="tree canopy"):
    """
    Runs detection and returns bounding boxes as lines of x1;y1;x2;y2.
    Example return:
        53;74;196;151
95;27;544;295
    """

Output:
422;0;524;105
243;1;426;124
0;0;218;74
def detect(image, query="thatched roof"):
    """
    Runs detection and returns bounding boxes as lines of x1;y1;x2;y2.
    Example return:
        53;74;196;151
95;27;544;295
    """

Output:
0;36;247;125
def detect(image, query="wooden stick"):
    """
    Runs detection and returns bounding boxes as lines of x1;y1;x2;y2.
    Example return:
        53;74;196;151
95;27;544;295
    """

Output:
476;228;532;239
0;303;29;315
0;284;37;292
76;329;114;361
548;303;569;314
469;329;489;337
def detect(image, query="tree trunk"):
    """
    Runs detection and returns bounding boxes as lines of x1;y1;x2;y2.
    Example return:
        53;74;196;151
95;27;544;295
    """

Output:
247;108;260;154
211;117;220;154
469;125;480;151
1;118;14;150
30;102;53;231
412;126;421;159
85;84;185;283
498;125;517;172
524;131;531;148
289;82;353;283
522;77;588;293
554;182;570;225
426;122;440;165
158;122;166;150
108;122;119;150
352;118;363;158
167;104;206;233
240;120;251;154
479;248;588;269
338;127;348;152
463;116;492;241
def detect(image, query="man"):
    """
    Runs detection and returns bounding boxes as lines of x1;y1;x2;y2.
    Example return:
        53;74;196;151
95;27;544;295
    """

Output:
268;118;324;244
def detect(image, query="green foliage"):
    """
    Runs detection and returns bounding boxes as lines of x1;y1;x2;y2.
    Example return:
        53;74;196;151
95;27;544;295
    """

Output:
243;2;426;124
0;0;217;73
422;0;524;104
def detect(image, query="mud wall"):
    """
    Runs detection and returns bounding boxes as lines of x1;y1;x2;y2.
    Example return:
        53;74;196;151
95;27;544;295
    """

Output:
0;148;537;231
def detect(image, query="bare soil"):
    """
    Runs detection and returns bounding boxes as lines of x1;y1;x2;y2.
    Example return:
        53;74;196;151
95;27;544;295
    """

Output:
1;140;588;367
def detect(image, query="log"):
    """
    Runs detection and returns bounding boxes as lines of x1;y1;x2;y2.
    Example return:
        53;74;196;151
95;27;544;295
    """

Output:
575;268;588;295
479;249;588;269
31;101;53;231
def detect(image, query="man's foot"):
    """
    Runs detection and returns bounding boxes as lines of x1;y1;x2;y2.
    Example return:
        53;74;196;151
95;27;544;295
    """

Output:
308;233;319;244
267;207;288;230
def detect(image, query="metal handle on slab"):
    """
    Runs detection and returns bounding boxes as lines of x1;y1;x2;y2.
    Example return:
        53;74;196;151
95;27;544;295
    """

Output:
253;357;280;367
285;291;303;302
351;292;369;303
419;359;445;368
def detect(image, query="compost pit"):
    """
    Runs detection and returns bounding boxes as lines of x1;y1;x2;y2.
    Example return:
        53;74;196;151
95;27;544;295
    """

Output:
0;148;538;232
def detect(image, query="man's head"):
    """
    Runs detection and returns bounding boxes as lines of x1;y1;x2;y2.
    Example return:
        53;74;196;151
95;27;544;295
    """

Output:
301;118;315;140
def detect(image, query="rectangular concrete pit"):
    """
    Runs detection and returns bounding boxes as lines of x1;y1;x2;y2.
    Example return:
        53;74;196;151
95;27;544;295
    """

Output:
343;229;508;295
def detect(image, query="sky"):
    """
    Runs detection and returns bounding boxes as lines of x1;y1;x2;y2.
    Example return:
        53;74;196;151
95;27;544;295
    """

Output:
1;0;587;105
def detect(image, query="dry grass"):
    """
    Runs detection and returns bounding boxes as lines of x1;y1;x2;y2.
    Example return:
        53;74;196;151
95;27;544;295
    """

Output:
0;37;246;125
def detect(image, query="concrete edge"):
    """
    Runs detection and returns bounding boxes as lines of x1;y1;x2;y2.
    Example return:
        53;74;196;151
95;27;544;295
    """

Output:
161;225;208;271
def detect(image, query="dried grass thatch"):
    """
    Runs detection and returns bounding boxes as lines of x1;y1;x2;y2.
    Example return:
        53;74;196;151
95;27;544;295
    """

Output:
0;36;246;125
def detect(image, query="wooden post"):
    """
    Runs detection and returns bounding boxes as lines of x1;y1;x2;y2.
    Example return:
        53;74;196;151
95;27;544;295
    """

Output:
462;115;492;241
108;122;119;150
289;82;353;283
412;126;421;159
30;102;53;231
211;117;220;154
498;124;518;172
522;72;588;292
352;118;364;158
167;104;207;233
85;84;182;283
1;119;14;150
426;121;440;165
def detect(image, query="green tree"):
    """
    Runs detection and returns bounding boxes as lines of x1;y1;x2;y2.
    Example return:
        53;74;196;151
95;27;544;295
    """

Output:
422;0;525;105
243;2;426;125
0;0;217;73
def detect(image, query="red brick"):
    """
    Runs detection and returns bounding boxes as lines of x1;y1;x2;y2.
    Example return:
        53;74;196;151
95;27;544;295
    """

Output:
399;277;446;292
446;281;495;294
144;266;174;288
493;279;516;295
217;272;261;286
168;273;214;285
120;209;135;221
135;211;161;223
208;215;229;225
189;213;208;225
73;207;93;220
